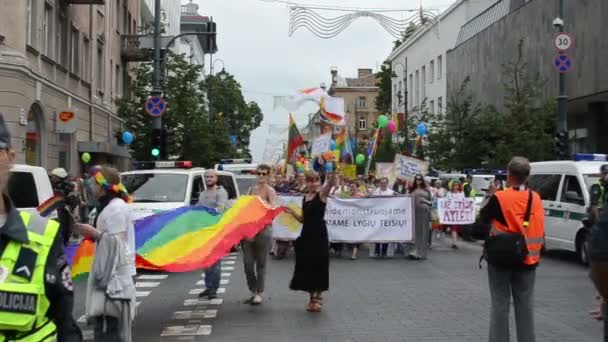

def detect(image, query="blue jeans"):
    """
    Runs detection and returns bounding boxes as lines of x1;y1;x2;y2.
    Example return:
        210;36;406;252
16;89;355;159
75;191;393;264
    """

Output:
205;261;221;292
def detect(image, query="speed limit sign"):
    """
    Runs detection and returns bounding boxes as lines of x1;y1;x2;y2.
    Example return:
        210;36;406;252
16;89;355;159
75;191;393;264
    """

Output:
553;32;573;52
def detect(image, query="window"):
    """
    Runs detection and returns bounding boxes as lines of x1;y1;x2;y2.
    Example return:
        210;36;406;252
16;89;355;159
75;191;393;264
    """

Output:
438;96;443;113
429;100;434;114
122;3;128;34
429;60;434;83
393;84;397;108
414;70;419;106
358;116;367;130
356;97;366;109
235;176;257;197
527;174;561;201
421;65;426;100
122;173;189;203
115;0;120;32
109;59;113;97
217;175;238;200
82;36;91;81
190;175;204;204
397;81;402;105
115;64;121;97
561;175;584;205
26;0;39;47
408;74;413;109
7;172;39;208
127;11;132;34
58;133;71;170
43;3;53;56
437;55;443;80
57;13;68;66
70;26;79;74
97;45;104;91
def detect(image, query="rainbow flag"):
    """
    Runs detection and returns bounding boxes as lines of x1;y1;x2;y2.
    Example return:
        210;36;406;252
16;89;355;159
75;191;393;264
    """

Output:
69;238;95;281
68;196;284;278
320;97;345;126
37;194;65;217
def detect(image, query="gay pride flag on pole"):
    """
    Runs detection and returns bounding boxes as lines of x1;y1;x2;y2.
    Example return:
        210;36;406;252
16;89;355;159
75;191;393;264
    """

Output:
69;196;284;279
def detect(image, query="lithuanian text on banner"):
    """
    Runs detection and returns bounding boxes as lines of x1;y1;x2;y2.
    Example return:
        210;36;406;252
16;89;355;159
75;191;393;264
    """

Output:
437;198;476;225
324;196;414;242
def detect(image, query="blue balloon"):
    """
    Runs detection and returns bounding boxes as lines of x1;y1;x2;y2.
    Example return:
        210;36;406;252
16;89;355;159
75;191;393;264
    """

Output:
122;131;134;145
416;123;427;136
325;161;333;172
330;139;336;150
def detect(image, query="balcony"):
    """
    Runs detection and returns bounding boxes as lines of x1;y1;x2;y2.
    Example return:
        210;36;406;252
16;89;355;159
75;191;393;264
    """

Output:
65;0;105;4
121;35;151;62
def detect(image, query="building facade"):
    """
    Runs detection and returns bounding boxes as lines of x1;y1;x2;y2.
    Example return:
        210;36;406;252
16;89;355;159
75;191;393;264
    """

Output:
447;0;608;153
0;0;148;174
329;67;379;143
180;0;217;70
388;0;495;116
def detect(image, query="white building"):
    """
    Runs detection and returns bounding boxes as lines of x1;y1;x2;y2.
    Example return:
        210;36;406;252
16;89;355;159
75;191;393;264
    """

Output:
388;0;495;115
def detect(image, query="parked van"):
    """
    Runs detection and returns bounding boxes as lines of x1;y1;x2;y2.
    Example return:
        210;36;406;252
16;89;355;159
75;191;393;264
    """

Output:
121;161;240;220
529;154;606;264
8;164;54;217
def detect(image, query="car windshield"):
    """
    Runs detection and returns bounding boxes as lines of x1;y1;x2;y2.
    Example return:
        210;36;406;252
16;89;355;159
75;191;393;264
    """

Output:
235;177;257;195
122;173;188;203
584;173;600;189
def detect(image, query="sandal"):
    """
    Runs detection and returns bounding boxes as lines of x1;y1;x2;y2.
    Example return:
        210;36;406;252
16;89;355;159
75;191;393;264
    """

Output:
306;298;322;312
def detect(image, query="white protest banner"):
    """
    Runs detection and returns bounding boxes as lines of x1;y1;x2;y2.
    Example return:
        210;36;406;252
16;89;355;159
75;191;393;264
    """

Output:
310;132;332;156
324;196;414;242
272;195;303;240
437;198;476;225
394;154;429;182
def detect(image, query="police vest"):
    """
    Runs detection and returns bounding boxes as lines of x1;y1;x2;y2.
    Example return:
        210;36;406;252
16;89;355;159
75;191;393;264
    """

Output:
463;182;477;197
0;212;59;342
491;189;545;265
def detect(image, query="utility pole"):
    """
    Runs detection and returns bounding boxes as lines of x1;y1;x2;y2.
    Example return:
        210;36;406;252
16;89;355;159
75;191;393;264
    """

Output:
556;0;568;158
403;57;408;155
151;0;162;160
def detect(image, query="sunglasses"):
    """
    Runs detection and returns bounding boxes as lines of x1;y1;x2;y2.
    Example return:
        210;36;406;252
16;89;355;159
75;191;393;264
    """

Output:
257;171;268;176
415;178;423;181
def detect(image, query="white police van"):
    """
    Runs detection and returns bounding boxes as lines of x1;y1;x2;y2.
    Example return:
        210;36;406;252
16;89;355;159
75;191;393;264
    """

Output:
529;154;606;264
215;159;258;197
121;161;240;220
8;164;55;217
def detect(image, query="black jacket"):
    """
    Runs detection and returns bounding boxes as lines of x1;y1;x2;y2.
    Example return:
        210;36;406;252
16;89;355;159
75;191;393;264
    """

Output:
0;195;82;341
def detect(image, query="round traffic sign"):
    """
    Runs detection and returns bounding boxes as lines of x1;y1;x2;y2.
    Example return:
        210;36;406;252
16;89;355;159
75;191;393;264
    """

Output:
145;96;168;118
553;32;573;52
553;53;573;74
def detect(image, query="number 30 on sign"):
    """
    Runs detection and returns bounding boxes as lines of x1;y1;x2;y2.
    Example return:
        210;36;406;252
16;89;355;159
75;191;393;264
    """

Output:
553;33;573;52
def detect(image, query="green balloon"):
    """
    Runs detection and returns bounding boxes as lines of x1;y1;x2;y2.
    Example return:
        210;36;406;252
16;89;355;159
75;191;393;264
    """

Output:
356;154;366;165
81;152;91;164
377;115;389;128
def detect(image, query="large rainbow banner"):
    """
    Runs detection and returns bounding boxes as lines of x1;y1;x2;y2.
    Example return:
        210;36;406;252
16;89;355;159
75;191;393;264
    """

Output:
69;196;283;279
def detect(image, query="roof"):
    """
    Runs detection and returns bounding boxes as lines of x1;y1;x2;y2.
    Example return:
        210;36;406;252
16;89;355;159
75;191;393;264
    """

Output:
454;0;510;47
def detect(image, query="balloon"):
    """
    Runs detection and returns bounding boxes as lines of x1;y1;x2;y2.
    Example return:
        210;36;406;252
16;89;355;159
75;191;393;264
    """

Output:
81;152;91;164
387;120;397;133
356;154;365;165
325;162;333;172
122;131;134;145
377;115;388;128
416;123;427;136
330;139;336;150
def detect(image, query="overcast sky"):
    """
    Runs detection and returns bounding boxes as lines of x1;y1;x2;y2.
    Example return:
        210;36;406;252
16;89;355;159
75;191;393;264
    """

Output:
192;0;453;162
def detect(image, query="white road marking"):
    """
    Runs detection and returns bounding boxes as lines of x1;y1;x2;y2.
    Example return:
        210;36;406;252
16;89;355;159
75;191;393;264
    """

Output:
77;315;86;323
184;298;223;306
173;309;218;320
137;274;168;280
195;279;204;286
189;288;225;295
200;272;231;278
135;281;160;288
220;279;229;285
82;329;93;341
136;291;151;297
217;288;225;294
136;301;141;308
221;260;236;265
222;266;235;271
223;255;237;260
160;325;212;336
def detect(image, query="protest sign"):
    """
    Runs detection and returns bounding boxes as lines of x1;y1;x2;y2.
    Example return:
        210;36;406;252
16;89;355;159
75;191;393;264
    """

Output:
338;163;357;179
311;132;332;156
394;154;429;182
376;162;396;185
437;198;476;225
273;195;414;242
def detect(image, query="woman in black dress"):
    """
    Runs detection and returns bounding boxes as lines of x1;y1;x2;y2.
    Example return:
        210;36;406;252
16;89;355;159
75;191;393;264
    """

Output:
284;170;335;312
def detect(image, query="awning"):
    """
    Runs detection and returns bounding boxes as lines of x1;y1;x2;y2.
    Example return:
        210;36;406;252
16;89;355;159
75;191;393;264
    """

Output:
78;141;131;158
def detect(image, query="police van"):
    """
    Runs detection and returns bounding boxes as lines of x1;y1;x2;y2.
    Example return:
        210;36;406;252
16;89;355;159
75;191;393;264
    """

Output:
8;164;54;217
528;154;606;264
215;159;258;197
121;161;240;220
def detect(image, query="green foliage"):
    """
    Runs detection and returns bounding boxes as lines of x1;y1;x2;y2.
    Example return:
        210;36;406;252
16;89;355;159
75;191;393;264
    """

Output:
425;40;557;171
116;52;263;167
375;60;393;114
393;22;418;50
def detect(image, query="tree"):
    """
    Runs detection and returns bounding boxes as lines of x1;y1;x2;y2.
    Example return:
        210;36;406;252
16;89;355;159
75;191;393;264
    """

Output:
375;60;393;114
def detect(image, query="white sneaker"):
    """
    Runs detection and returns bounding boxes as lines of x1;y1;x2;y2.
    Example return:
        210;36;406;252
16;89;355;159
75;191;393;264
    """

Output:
252;294;263;305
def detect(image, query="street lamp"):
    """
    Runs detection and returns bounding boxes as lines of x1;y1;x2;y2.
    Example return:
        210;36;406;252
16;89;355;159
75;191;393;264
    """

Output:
208;59;227;119
392;58;409;154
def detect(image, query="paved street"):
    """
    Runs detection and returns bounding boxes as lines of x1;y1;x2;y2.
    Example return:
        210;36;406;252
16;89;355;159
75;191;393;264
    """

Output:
73;240;601;342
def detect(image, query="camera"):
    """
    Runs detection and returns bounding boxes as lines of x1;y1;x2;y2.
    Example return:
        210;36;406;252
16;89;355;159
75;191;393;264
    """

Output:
52;179;79;209
552;17;564;27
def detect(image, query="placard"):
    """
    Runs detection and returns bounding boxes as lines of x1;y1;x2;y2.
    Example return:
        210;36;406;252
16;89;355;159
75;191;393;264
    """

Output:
272;195;303;240
310;132;332;156
437;198;476;225
394;154;429;182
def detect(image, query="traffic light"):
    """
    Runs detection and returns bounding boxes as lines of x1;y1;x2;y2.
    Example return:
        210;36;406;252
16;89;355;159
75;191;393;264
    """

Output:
554;130;569;159
205;21;218;54
151;128;161;159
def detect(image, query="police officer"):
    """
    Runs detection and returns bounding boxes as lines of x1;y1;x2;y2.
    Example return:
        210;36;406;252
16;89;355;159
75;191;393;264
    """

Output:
463;174;476;198
590;164;608;222
0;115;82;341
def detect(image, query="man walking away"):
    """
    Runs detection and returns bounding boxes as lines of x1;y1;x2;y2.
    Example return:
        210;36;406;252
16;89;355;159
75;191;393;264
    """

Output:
479;157;545;342
242;164;277;305
198;170;228;299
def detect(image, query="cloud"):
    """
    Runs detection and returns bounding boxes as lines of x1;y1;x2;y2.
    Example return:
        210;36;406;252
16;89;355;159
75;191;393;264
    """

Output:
192;0;451;162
